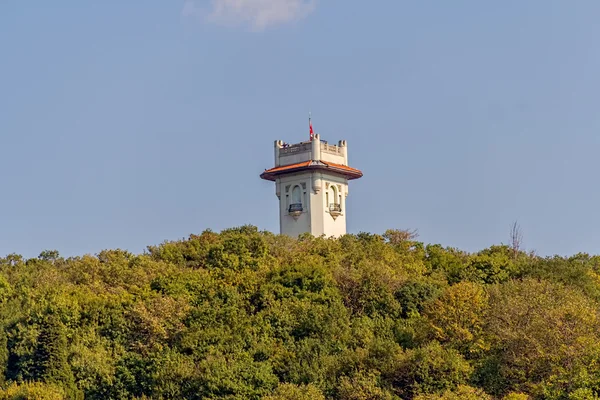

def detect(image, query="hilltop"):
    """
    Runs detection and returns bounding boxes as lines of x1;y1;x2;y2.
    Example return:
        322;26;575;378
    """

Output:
0;226;598;399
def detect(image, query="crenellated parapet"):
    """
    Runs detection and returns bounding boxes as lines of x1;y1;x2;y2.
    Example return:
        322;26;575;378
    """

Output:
274;134;349;167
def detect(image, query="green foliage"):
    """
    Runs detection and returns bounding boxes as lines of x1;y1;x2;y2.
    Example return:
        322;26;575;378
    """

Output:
0;275;13;304
568;388;600;400
425;245;468;284
34;315;79;398
395;280;441;319
467;245;518;284
0;227;600;399
385;341;472;398
0;332;7;386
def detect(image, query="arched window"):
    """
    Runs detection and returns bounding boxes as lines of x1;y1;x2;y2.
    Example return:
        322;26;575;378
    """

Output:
329;185;337;206
328;185;341;212
292;185;302;204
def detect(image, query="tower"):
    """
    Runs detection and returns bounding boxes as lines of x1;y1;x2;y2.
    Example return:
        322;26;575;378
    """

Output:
260;133;363;238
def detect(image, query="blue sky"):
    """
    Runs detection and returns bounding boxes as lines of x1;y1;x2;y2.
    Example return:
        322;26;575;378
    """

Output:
1;1;599;258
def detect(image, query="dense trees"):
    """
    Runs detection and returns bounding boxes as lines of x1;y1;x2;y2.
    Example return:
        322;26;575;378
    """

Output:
0;226;598;399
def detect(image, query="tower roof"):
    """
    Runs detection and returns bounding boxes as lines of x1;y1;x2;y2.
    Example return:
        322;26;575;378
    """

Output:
260;160;363;182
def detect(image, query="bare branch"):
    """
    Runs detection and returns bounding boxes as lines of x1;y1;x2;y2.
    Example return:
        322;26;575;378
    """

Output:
383;229;419;245
509;221;524;259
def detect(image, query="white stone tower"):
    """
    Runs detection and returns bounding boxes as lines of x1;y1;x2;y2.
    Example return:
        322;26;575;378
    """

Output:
260;133;363;238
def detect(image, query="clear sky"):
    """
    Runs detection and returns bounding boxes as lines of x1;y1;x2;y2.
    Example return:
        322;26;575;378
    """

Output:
1;1;599;258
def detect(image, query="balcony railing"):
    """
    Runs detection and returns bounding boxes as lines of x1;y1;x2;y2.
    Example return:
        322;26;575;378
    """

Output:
329;203;342;212
321;143;342;155
288;203;303;213
280;143;311;155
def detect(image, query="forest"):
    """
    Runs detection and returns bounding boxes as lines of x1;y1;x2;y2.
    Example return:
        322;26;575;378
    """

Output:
0;226;599;399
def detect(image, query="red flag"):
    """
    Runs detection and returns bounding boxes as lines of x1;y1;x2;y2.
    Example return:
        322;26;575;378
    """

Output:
309;118;314;140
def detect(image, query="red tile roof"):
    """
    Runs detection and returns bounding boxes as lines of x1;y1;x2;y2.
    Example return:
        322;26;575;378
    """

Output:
260;161;363;181
322;161;363;174
261;161;311;174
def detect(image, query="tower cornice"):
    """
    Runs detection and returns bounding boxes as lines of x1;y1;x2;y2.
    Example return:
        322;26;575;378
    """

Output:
260;160;363;182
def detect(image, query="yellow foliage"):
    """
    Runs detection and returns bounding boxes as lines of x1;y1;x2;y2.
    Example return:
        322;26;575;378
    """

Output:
263;383;325;400
0;382;65;400
414;384;492;400
487;278;600;391
503;393;531;400
337;371;394;400
424;281;489;354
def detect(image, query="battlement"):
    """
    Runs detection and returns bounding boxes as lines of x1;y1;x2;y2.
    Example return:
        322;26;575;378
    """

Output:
274;134;348;167
278;141;344;157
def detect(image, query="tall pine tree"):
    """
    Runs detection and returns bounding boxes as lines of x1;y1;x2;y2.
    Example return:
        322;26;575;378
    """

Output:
35;314;80;399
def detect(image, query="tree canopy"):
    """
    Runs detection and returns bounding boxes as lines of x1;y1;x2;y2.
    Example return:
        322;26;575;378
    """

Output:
0;226;598;399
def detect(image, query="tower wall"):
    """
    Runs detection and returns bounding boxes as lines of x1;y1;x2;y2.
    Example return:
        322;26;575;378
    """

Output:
277;172;313;237
277;171;348;238
309;173;347;237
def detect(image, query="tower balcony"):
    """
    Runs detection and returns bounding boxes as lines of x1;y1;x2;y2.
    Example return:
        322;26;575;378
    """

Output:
329;203;342;212
288;203;303;213
329;203;342;219
288;203;303;218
